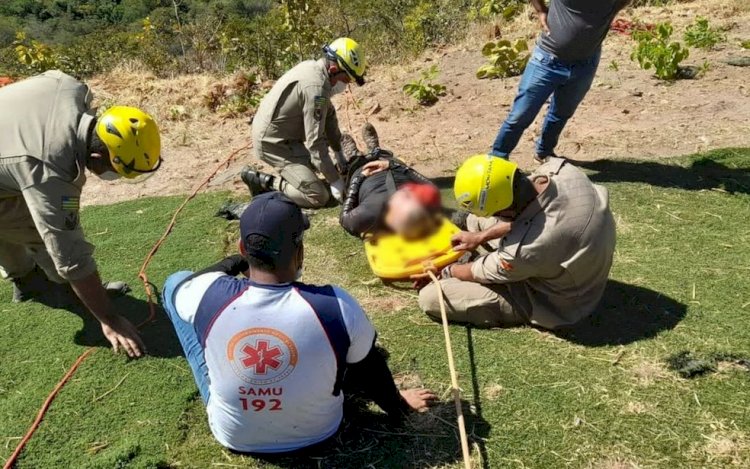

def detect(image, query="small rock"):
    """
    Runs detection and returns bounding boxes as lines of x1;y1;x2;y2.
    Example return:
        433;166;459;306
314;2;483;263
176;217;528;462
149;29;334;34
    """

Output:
622;109;630;114
630;90;643;97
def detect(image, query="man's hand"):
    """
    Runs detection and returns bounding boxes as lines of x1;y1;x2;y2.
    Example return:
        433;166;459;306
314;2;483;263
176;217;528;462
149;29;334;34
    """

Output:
400;388;437;412
101;315;145;358
451;230;485;252
361;159;390;177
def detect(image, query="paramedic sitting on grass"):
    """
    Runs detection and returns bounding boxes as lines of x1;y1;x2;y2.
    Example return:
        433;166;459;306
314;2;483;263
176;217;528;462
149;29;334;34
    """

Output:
419;155;616;330
339;123;442;239
162;192;435;453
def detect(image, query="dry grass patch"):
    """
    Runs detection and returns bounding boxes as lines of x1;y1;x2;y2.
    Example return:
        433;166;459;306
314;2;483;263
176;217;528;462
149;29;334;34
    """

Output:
483;383;505;401
621;400;654;416
629;359;671;386
693;431;750;466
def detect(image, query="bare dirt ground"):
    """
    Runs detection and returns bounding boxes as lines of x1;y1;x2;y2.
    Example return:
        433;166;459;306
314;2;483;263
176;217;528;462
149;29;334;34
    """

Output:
82;0;750;206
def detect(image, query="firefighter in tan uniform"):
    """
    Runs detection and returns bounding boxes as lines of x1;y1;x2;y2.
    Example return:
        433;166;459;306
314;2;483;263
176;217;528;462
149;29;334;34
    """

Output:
0;71;162;357
242;38;367;208
419;155;616;330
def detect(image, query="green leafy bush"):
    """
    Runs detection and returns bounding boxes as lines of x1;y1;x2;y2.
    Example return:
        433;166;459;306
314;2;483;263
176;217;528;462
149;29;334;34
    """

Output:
476;38;529;79
631;23;689;80
683;17;725;49
13;32;58;74
403;65;447;105
402;0;470;55
476;0;523;20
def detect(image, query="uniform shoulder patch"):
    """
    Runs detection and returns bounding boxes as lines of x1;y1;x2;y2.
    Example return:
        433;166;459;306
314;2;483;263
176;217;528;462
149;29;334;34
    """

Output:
313;95;327;121
314;95;328;108
61;196;80;211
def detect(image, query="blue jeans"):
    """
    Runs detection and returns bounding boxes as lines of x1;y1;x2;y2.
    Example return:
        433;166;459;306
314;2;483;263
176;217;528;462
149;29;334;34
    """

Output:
490;45;601;159
163;271;211;403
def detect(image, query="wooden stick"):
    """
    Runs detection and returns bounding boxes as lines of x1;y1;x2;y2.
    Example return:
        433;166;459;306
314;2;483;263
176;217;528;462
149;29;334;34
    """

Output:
427;271;472;469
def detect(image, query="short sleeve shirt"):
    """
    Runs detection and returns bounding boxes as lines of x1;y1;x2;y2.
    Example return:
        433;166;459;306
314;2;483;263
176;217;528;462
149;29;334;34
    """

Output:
173;274;376;453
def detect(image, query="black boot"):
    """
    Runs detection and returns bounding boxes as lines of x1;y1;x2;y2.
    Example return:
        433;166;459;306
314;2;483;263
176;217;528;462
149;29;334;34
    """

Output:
340;133;361;162
10;267;46;303
240;167;275;197
11;278;30;303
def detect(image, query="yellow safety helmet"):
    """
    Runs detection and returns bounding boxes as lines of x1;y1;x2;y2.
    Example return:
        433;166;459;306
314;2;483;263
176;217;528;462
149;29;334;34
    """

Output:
454;154;518;217
96;106;161;179
324;37;367;86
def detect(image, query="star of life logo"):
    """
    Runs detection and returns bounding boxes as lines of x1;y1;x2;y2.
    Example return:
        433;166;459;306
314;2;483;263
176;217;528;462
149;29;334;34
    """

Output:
227;328;298;386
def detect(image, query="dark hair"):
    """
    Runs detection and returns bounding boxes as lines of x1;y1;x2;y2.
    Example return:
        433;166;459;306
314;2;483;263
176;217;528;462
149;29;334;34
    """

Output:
244;234;278;272
88;125;108;155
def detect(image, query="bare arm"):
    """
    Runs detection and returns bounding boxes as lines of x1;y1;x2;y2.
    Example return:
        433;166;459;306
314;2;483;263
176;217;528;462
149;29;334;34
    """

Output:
71;271;145;357
22;179;144;358
530;0;550;33
530;0;548;13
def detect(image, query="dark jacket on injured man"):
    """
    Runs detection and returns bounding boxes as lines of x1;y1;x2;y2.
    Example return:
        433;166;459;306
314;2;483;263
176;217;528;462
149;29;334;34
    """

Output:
339;156;436;237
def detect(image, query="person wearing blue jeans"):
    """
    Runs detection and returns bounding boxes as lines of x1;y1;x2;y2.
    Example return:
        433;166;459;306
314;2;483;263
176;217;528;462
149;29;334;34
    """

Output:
490;0;630;161
162;270;210;402
160;192;436;453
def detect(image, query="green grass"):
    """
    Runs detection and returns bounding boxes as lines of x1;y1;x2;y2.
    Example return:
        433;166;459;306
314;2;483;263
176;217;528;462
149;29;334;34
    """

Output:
2;148;750;468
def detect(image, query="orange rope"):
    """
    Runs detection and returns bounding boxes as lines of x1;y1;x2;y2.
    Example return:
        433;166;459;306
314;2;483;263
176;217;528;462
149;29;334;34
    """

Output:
3;142;250;469
137;142;251;326
2;348;95;469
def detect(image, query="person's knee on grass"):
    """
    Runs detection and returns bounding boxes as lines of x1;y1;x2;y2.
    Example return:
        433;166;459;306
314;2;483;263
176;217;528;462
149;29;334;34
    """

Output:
164;191;436;454
419;154;616;331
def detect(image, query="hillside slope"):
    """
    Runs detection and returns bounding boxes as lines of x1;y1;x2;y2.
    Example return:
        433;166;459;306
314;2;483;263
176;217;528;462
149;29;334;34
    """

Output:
82;0;750;206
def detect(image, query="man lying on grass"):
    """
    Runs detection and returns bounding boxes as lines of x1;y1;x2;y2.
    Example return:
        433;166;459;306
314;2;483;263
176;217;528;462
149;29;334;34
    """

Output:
419;155;616;330
339;123;442;239
163;192;435;453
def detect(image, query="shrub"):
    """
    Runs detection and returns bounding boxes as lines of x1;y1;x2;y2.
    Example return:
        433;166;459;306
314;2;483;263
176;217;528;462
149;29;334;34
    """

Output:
631;23;689;80
203;72;267;118
476;0;524;20
683;17;725;49
403;65;447;106
476;38;529;79
13;32;58;74
402;0;473;56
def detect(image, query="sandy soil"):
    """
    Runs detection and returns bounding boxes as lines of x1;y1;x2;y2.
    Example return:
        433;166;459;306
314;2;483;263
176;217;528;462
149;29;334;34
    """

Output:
81;0;750;206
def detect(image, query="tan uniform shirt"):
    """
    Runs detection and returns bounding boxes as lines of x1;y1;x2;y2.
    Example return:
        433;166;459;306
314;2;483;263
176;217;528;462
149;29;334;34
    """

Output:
470;158;616;329
0;70;97;281
253;59;342;183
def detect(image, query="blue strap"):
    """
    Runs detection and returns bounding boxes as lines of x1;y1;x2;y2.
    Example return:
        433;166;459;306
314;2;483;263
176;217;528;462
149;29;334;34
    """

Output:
295;284;351;396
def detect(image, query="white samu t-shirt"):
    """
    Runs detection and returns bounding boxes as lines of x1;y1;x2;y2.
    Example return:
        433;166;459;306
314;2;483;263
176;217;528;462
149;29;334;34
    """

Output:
173;273;376;453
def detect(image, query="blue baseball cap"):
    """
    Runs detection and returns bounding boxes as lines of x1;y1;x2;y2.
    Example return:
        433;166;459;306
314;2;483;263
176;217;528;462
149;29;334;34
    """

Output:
240;192;310;263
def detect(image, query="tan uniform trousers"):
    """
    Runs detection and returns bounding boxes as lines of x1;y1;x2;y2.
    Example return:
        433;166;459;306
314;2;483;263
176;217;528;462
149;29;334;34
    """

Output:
0;196;66;283
418;214;526;328
254;141;330;209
